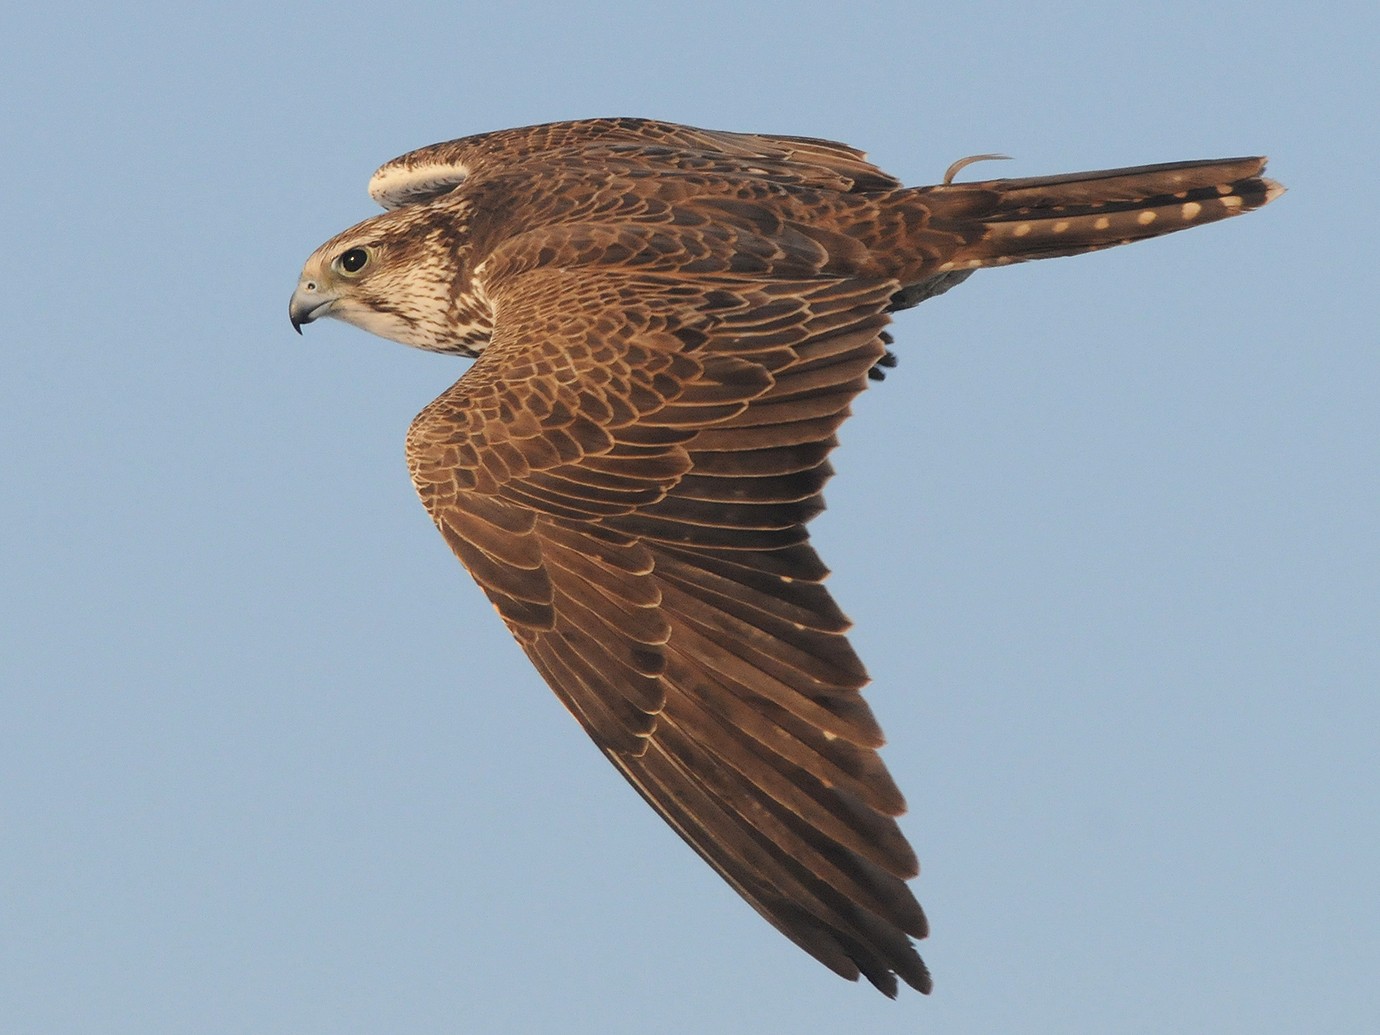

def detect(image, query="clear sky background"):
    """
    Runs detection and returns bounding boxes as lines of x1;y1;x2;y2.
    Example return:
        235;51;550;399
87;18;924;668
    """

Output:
3;3;1375;1033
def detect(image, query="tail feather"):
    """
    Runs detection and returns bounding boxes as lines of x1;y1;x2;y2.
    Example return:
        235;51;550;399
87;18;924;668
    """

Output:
927;156;1283;271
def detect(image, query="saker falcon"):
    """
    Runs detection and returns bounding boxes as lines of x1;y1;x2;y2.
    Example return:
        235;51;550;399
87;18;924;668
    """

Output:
290;117;1281;996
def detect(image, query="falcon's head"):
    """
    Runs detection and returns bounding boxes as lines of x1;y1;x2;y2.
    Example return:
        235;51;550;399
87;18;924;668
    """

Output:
289;201;493;355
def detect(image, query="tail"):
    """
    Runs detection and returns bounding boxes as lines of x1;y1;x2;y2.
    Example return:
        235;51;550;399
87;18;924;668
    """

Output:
921;156;1283;274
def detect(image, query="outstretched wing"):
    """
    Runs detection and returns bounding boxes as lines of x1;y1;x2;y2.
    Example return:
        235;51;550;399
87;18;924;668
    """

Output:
406;264;931;995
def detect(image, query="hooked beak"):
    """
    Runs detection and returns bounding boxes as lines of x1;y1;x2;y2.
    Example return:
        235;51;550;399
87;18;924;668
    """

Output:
289;279;336;334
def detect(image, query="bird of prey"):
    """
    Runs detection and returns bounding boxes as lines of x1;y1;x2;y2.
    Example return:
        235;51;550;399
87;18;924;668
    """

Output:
290;117;1281;996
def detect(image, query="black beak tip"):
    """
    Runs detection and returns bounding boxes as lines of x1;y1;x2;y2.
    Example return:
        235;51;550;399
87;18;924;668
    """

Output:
291;316;303;335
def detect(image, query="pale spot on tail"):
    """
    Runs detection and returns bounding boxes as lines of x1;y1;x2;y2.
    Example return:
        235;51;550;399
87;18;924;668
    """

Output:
1181;201;1203;220
1137;210;1157;226
1094;216;1111;230
1052;221;1070;233
1013;223;1032;237
1220;194;1244;209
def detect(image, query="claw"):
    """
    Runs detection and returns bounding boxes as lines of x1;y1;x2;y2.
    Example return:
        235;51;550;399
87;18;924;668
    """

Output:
868;349;899;381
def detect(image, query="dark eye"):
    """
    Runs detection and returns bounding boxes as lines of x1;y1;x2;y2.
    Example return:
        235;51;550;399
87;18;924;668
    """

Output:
337;248;369;274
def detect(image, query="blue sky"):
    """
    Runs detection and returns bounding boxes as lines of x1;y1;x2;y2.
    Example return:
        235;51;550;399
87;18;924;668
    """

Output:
3;2;1376;1032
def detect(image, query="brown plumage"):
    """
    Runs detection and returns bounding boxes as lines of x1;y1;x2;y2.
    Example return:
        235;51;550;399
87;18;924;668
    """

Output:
289;117;1282;996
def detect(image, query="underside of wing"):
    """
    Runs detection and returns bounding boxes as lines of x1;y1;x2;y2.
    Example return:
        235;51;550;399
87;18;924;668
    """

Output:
406;265;931;995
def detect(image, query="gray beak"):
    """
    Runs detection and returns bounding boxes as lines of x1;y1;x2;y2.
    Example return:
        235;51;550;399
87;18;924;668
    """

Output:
289;280;335;333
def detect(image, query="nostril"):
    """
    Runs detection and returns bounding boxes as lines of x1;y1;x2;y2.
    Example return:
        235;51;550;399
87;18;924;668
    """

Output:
305;281;317;291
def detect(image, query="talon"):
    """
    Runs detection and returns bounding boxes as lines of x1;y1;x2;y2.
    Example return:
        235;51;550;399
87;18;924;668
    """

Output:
868;349;899;380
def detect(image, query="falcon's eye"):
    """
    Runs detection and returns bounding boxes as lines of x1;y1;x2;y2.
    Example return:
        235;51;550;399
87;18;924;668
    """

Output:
336;248;370;275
